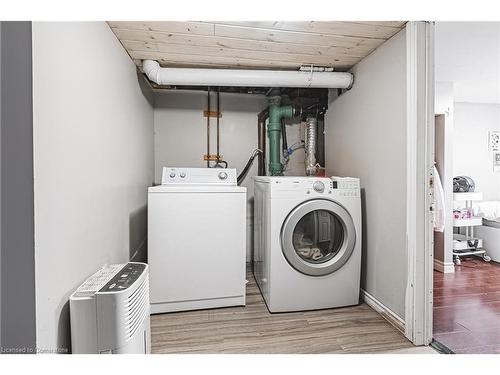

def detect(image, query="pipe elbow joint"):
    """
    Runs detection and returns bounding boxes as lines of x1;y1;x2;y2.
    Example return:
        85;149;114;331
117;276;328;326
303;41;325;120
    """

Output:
142;60;161;84
278;105;295;119
346;73;354;90
292;105;302;118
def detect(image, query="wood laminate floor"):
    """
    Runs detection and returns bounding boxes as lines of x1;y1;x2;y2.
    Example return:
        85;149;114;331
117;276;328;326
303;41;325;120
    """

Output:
433;258;500;354
150;269;426;354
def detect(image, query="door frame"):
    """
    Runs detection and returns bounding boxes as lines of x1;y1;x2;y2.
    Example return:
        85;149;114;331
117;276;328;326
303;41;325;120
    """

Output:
405;21;435;346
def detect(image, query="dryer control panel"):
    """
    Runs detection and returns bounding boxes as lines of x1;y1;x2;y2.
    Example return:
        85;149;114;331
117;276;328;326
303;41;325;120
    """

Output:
161;167;237;185
330;176;360;190
330;176;360;197
256;176;360;198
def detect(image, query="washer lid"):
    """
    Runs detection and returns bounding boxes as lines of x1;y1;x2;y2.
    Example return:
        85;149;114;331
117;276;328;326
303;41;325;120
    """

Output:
281;199;356;276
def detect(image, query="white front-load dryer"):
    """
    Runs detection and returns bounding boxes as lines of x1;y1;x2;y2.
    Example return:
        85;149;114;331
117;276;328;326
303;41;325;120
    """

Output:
253;176;362;312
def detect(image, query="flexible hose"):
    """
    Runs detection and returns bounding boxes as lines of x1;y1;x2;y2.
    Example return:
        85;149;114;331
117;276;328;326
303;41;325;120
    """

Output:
305;117;317;176
287;141;305;156
282;141;305;170
237;149;263;185
214;160;228;168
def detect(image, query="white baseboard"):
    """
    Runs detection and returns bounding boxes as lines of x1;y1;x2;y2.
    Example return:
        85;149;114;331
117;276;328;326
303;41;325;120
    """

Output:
361;289;406;334
433;259;455;273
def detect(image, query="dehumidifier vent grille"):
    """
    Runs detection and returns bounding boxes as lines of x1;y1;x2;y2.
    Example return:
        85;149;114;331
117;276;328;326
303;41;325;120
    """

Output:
124;277;150;341
74;264;123;297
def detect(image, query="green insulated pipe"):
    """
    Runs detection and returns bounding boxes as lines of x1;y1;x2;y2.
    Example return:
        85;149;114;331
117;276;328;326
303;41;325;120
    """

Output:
268;96;295;176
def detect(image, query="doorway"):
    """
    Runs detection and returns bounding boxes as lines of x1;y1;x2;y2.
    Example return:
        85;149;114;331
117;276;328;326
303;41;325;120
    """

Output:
430;21;500;354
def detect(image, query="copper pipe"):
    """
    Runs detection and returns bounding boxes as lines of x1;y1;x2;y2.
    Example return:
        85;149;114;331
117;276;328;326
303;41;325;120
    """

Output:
206;87;210;167
216;88;220;161
257;108;269;176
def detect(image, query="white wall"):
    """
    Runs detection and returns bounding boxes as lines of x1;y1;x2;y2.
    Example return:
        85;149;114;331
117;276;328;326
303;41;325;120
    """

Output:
154;90;305;260
0;21;2;348
435;22;500;104
32;22;154;352
435;82;454;114
325;29;407;318
434;82;455;269
453;102;500;201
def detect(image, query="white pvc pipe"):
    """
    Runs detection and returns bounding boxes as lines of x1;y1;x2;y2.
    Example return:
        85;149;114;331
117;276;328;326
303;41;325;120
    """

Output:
143;60;353;89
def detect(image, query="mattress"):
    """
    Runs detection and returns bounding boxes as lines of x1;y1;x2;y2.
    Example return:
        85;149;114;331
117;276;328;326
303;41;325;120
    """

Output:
471;201;500;225
483;218;500;229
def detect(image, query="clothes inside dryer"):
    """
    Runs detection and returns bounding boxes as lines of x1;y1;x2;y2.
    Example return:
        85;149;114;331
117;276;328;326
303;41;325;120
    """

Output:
292;209;345;263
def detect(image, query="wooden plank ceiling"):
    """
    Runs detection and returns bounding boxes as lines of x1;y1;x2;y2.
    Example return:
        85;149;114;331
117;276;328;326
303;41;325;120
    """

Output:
108;21;406;71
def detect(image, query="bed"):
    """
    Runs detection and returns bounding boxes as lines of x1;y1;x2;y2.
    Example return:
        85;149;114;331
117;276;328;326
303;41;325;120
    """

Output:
471;201;500;263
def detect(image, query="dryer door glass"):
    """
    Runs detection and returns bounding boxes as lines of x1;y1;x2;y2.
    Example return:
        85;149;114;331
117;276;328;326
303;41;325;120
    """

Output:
292;210;344;264
281;199;356;276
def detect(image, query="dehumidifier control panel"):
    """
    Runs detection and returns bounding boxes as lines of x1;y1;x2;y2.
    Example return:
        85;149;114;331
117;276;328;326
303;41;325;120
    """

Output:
99;263;146;292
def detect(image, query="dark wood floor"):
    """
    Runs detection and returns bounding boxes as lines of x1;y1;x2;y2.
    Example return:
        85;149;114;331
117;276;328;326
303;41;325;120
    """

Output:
433;258;500;353
150;269;423;354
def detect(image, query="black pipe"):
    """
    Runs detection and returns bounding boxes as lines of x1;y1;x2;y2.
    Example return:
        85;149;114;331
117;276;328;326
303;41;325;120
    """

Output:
281;118;288;157
257;108;269;176
238;149;262;185
316;114;325;170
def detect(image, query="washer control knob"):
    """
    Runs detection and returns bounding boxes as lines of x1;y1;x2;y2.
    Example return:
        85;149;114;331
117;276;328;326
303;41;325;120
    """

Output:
313;181;325;193
218;172;228;180
169;172;176;178
180;172;186;178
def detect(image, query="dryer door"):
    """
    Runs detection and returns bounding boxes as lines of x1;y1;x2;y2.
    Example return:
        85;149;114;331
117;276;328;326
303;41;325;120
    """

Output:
281;199;356;276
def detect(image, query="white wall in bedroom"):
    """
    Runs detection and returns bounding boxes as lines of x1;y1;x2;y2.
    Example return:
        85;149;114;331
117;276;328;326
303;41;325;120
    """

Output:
435;22;500;201
453;102;500;201
434;82;455;269
0;21;2;347
153;90;306;260
435;22;500;104
32;22;154;352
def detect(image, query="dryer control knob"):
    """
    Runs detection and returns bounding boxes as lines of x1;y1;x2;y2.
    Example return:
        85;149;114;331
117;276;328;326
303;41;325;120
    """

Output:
218;172;228;180
313;181;325;193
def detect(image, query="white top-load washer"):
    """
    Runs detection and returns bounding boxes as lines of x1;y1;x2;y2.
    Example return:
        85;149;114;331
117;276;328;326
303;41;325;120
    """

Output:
253;176;361;312
148;167;246;313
